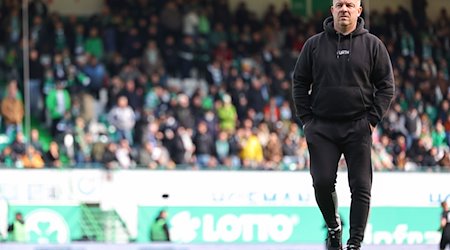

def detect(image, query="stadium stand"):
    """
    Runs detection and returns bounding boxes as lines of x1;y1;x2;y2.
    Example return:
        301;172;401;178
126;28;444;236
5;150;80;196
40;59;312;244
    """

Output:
0;0;449;171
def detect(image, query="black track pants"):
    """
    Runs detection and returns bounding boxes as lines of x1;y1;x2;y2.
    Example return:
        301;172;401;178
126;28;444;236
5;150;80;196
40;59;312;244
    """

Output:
441;226;450;250
304;117;373;246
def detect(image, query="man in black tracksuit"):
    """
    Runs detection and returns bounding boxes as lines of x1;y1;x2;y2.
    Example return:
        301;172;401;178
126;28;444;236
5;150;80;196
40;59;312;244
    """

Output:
292;0;394;249
440;201;450;250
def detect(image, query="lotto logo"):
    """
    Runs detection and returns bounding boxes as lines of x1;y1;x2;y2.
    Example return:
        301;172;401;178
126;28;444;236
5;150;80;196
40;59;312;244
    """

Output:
170;211;299;243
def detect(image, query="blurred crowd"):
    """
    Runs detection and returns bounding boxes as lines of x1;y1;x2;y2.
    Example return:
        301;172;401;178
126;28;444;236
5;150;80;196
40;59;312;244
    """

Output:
0;0;449;171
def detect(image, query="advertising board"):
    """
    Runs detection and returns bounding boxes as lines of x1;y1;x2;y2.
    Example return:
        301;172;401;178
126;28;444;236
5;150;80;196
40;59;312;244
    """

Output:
0;170;448;244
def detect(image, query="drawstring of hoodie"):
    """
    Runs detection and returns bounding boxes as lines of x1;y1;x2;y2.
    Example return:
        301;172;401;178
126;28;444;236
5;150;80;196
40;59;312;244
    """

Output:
336;33;341;59
348;33;353;62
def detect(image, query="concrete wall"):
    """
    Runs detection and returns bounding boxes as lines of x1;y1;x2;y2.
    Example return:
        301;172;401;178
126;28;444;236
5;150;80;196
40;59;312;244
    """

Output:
227;0;449;20
46;0;103;16
46;0;450;21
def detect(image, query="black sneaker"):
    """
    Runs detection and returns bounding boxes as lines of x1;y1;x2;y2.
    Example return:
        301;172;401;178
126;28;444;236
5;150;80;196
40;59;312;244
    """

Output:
326;228;342;250
346;245;360;250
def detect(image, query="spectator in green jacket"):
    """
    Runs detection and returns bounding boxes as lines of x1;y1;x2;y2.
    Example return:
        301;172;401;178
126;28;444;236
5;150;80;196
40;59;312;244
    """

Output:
8;212;28;242
150;209;170;242
45;81;71;137
217;94;237;133
84;27;104;60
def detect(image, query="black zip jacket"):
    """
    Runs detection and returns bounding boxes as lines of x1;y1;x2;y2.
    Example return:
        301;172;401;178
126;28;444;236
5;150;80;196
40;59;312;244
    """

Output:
292;17;394;126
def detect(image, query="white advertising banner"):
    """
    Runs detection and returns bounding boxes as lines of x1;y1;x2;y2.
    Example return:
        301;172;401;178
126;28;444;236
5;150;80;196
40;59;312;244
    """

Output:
109;170;450;207
0;170;448;207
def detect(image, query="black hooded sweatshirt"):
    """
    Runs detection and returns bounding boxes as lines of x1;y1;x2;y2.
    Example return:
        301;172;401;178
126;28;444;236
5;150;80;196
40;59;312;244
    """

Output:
292;17;394;126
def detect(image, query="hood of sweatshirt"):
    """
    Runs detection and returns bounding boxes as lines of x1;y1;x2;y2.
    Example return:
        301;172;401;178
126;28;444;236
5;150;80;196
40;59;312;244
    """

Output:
323;16;368;36
323;16;369;59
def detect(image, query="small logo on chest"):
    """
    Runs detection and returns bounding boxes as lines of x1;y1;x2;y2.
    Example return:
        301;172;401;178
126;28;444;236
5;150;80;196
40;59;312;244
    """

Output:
337;50;350;56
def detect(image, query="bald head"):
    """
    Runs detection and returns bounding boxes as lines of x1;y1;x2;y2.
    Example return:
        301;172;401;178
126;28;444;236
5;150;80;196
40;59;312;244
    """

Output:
331;0;363;34
332;0;361;6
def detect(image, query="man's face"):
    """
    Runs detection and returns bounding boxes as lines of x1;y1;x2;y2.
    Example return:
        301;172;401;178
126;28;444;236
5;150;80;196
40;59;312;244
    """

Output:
331;0;362;30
